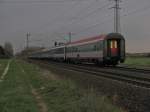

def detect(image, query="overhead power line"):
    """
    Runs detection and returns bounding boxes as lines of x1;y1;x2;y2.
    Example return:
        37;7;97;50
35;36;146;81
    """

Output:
124;5;150;17
74;1;150;36
50;1;111;36
35;0;106;36
40;0;150;42
37;0;122;39
74;14;112;35
36;0;93;34
37;1;107;39
69;2;111;23
0;0;88;4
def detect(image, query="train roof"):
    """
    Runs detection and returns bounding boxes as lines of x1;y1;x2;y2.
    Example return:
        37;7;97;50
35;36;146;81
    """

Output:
66;34;106;46
67;33;124;46
106;33;125;40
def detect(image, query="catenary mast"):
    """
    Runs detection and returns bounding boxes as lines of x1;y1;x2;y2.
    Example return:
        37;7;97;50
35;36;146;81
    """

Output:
110;0;121;33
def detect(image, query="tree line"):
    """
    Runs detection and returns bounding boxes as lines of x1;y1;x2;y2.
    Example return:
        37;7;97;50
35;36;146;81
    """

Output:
0;42;14;58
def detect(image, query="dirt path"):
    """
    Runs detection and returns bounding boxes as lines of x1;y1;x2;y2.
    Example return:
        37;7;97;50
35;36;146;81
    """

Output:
31;86;48;112
18;62;48;112
0;60;11;82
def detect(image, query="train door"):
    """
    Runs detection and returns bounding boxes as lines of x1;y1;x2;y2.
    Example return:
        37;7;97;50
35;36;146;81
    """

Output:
107;40;120;57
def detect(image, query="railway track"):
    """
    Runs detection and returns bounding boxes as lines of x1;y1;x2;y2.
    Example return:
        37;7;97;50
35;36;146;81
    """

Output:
114;65;150;74
32;60;150;89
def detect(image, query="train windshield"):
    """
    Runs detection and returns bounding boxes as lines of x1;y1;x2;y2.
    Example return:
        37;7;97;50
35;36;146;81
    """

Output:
110;40;118;49
107;39;119;57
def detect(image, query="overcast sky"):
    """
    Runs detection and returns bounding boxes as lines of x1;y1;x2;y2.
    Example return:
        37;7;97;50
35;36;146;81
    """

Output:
0;0;150;53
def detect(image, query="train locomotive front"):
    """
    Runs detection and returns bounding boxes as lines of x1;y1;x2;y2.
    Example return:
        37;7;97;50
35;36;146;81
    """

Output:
103;33;125;65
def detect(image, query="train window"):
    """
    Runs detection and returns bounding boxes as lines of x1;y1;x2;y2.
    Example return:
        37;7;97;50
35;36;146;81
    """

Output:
110;40;117;48
100;41;103;50
67;47;71;53
68;42;103;53
96;41;103;51
94;45;97;51
76;47;78;52
69;47;72;52
72;47;77;52
72;47;75;52
66;48;68;52
72;47;74;52
71;47;73;52
89;44;93;51
81;42;99;52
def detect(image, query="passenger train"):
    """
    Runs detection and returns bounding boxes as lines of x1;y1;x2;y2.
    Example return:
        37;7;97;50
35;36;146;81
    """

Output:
30;33;125;65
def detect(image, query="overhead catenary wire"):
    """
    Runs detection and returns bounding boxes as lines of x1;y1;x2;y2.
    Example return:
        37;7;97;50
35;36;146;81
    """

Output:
67;1;110;23
34;0;109;41
33;1;82;34
58;1;150;38
53;2;111;31
34;0;107;38
10;0;150;47
55;0;150;38
0;0;89;4
49;1;111;39
73;3;150;36
74;14;113;35
36;0;150;41
36;0;98;35
47;0;139;38
123;5;150;17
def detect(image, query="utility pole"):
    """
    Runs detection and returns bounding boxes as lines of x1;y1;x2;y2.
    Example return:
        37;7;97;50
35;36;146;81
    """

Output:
26;32;30;49
110;0;121;33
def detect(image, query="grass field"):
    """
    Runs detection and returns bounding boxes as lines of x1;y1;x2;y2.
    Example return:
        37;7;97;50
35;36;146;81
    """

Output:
124;57;150;67
0;60;39;112
0;59;123;112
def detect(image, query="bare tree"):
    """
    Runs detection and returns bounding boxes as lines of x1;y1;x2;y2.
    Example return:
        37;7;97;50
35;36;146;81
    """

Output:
4;42;14;57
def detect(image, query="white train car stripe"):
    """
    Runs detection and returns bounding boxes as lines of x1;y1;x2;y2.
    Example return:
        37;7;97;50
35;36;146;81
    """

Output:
66;51;103;58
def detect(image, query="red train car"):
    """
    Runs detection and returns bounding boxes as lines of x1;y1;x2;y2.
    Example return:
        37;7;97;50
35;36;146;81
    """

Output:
30;33;125;66
65;33;125;65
